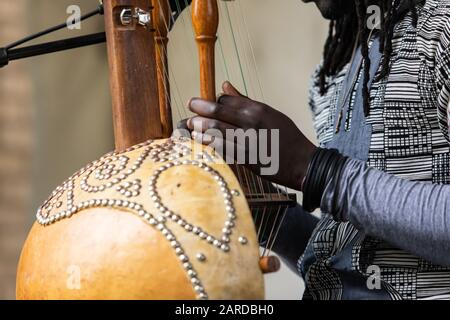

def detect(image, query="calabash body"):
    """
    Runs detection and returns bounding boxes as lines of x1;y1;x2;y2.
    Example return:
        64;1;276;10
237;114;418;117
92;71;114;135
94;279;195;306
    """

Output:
16;138;264;300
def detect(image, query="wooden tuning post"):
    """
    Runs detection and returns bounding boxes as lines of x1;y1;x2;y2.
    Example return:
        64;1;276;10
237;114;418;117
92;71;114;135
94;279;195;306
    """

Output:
192;0;219;102
104;0;163;151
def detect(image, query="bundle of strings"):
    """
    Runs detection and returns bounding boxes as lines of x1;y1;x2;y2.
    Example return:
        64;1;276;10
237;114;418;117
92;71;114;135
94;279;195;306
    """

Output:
318;0;421;117
158;0;291;260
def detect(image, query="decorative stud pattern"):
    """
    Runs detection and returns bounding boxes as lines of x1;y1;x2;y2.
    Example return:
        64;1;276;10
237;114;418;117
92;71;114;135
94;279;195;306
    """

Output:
80;147;151;194
36;198;208;299
149;140;191;163
239;236;248;245
149;160;235;253
196;253;207;262
94;156;128;180
35;138;247;300
116;179;142;198
196;151;216;163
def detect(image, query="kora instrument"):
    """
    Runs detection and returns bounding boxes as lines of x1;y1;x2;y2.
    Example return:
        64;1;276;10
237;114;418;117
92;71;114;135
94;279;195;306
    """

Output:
16;0;293;300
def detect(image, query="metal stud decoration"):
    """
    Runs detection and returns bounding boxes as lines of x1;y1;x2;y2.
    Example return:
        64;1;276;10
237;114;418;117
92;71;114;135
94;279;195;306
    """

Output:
35;138;247;300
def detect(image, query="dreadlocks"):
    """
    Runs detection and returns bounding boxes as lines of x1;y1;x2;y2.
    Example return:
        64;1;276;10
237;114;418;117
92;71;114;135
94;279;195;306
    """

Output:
317;0;420;116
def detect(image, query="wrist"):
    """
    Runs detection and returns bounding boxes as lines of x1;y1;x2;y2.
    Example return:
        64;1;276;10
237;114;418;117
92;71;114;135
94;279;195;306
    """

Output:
292;144;317;191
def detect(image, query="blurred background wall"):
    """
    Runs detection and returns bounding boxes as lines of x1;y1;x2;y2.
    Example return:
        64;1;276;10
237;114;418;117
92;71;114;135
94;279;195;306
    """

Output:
0;0;33;300
0;0;327;299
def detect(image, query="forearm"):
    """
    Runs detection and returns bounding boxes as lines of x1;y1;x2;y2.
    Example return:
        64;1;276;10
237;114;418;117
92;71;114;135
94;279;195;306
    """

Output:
321;158;450;267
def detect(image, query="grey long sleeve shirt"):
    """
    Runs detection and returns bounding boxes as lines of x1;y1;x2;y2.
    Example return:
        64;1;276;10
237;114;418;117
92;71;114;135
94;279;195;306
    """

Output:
267;157;450;271
322;158;450;268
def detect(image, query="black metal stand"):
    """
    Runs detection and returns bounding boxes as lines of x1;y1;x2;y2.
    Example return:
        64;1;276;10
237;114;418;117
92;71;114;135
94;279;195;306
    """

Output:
0;32;106;68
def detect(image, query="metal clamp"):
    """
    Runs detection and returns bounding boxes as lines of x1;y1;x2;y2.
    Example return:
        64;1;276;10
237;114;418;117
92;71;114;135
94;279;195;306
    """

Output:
120;8;151;28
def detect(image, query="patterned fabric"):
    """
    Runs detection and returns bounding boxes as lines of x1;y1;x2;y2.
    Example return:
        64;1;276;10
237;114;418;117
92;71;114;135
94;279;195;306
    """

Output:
301;0;450;300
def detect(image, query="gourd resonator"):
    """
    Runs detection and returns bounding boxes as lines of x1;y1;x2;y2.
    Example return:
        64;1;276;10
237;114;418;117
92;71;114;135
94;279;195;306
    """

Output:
16;0;291;300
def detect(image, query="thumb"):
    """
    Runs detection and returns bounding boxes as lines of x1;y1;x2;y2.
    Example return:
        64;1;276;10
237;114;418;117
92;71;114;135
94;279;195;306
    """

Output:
222;81;245;97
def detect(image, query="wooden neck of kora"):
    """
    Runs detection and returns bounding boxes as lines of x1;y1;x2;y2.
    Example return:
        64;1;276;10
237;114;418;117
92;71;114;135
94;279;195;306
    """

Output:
103;0;173;152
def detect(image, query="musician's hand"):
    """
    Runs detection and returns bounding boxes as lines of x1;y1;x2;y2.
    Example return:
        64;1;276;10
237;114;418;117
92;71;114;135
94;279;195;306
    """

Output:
181;81;316;190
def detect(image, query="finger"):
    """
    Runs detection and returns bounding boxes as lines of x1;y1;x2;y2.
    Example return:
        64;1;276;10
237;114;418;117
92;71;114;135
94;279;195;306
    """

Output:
189;116;238;135
189;115;259;152
222;81;245;97
191;131;216;145
172;119;192;139
194;133;265;178
217;94;248;109
189;98;244;127
177;118;190;130
192;134;248;164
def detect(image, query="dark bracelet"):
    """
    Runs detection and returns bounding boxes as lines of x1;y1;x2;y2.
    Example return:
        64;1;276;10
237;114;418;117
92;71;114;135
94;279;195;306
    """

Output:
302;148;348;212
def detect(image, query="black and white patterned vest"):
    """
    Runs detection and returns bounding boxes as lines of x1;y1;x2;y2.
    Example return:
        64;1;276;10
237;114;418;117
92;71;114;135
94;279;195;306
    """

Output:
301;0;450;300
